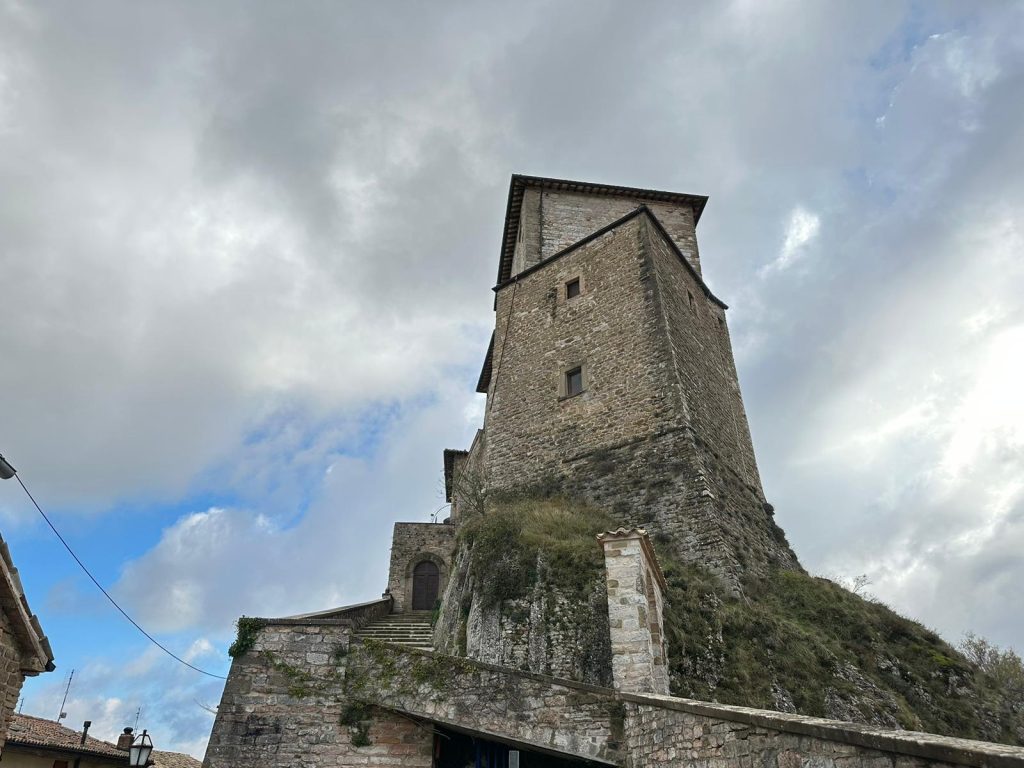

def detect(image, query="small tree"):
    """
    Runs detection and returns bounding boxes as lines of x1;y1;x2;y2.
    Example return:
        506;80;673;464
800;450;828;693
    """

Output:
959;632;1024;709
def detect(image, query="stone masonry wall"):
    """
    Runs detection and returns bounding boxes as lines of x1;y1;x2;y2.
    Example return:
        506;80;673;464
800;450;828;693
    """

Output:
386;523;455;613
480;204;798;587
600;530;669;695
209;625;1024;768
204;619;433;768
641;215;760;493
346;642;622;764
622;693;1024;768
0;605;27;751
484;213;677;490
510;189;701;275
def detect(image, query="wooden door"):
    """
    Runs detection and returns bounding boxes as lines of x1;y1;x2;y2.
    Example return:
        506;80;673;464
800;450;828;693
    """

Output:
412;561;440;610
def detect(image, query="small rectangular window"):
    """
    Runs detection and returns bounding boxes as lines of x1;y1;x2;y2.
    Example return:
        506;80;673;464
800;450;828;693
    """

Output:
566;278;581;299
687;290;696;311
565;367;583;397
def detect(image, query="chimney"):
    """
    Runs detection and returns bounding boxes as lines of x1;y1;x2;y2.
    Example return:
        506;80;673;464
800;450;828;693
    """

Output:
117;727;134;751
80;721;92;745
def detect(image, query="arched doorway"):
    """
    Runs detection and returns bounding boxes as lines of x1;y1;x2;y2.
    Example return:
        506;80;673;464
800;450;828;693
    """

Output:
411;560;440;610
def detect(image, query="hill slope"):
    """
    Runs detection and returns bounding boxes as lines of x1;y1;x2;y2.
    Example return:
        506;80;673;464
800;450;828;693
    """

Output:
439;499;1024;746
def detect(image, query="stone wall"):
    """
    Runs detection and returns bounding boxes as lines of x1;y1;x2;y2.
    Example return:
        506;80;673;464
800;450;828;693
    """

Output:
622;692;1024;768
510;188;701;275
208;625;1024;768
641;214;759;492
0;536;53;752
599;530;669;695
347;643;622;765
204;616;433;768
0;605;25;751
386;523;455;613
449;430;485;522
478;201;798;588
484;213;675;490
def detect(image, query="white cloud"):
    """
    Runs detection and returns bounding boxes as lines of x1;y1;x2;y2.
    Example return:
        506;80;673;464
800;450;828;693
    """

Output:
760;206;821;275
3;0;1024;755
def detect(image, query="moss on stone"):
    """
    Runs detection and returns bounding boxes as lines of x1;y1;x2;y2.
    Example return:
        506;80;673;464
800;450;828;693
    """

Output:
339;702;373;747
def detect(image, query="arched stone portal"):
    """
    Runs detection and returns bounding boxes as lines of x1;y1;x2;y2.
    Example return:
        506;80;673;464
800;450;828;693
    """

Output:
411;560;440;610
386;522;454;613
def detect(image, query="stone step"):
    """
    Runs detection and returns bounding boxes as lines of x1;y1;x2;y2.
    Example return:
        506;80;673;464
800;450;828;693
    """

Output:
357;626;432;633
354;613;435;650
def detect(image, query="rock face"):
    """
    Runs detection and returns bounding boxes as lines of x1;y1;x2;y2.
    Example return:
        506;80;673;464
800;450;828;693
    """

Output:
433;525;613;686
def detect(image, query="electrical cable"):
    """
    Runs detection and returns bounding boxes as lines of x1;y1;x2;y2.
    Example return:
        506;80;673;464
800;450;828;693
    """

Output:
13;474;227;680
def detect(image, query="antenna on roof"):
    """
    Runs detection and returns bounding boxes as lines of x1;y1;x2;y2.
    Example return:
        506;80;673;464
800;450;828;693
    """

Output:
56;668;74;722
134;707;142;732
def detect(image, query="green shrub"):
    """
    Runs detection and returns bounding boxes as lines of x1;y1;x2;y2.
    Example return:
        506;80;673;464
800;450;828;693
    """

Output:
228;617;267;658
458;498;615;605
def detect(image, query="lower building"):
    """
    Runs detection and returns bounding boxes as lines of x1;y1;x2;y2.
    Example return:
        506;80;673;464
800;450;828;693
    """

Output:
0;535;55;752
4;714;200;768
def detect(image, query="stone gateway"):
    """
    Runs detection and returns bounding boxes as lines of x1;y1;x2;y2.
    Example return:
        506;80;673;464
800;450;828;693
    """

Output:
204;176;1024;768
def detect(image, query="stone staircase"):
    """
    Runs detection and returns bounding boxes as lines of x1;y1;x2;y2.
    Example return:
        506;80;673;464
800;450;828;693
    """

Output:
354;612;434;650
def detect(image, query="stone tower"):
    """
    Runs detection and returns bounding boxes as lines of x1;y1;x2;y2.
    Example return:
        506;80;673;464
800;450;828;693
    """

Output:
447;175;799;589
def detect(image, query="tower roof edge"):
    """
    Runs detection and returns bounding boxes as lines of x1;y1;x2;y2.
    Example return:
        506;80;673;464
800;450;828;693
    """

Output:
496;174;709;285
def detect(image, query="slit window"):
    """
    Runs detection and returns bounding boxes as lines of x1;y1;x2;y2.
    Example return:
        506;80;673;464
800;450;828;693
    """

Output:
565;367;584;397
687;290;696;311
566;277;581;299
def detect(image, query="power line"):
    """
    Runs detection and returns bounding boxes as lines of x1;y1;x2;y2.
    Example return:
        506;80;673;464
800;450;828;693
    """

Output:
13;473;227;680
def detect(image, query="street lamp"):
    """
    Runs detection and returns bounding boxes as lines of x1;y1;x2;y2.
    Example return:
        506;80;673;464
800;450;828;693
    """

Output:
0;453;15;480
129;730;154;767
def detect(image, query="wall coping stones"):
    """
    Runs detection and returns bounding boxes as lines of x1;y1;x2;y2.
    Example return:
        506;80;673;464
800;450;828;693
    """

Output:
260;596;393;626
620;692;1024;768
351;641;1024;768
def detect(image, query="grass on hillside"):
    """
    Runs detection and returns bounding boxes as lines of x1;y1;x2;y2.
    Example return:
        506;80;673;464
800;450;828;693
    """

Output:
457;499;616;605
659;554;1020;743
454;498;1022;745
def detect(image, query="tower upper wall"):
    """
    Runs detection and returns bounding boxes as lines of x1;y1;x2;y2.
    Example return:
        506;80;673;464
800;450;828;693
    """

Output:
499;176;707;284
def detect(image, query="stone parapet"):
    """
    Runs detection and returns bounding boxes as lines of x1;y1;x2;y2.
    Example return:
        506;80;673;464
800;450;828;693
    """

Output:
346;641;622;764
207;621;1024;768
622;692;1024;768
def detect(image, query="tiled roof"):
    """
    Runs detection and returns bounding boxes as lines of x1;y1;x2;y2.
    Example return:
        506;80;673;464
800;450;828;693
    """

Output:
152;749;203;768
7;714;126;760
7;715;200;766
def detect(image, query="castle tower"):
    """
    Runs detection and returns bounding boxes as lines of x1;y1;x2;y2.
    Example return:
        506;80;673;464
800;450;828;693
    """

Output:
449;176;799;587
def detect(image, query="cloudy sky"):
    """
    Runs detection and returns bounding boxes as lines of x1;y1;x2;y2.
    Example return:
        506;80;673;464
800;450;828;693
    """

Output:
1;0;1022;757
